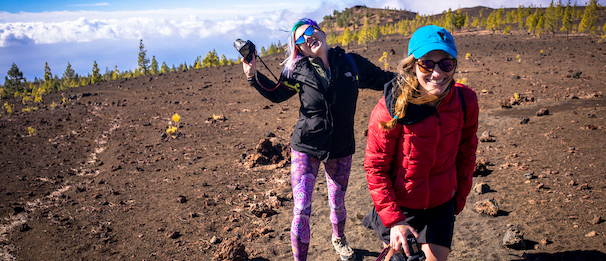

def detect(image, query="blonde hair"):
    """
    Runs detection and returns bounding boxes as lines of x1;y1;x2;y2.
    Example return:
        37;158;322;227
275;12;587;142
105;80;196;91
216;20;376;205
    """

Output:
379;54;452;130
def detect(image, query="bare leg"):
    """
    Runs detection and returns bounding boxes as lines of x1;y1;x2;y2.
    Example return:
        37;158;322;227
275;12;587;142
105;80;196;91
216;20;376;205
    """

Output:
421;243;450;261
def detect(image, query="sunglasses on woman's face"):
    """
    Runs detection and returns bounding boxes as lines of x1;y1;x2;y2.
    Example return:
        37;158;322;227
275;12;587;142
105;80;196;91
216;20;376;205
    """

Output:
295;26;316;45
416;58;457;74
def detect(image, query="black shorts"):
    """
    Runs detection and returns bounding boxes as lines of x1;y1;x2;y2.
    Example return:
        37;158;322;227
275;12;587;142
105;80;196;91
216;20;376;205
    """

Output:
362;197;456;249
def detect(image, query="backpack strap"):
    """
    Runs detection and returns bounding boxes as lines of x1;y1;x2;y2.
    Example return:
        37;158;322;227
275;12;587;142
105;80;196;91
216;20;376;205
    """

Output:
457;86;467;122
344;53;359;88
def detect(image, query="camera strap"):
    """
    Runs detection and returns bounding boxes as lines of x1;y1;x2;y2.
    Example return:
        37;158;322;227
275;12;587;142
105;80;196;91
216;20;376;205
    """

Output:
375;247;390;261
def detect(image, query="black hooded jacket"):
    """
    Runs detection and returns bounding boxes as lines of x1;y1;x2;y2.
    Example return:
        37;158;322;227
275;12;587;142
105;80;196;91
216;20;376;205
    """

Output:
248;46;395;161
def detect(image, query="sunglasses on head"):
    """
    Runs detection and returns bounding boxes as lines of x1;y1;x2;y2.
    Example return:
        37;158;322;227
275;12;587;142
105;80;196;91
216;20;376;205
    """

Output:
416;58;457;73
295;26;316;45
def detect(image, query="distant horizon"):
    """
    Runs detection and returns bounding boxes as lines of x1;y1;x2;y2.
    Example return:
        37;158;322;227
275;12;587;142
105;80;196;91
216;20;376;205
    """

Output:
1;0;603;82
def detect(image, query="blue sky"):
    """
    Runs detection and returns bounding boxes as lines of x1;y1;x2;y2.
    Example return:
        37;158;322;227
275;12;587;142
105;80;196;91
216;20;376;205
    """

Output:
1;0;603;81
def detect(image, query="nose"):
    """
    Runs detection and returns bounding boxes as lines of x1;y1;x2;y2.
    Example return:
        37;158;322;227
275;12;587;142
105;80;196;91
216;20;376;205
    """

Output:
303;34;313;44
431;64;444;76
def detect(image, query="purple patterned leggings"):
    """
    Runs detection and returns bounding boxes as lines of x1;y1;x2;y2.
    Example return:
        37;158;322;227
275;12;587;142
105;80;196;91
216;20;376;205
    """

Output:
290;149;352;261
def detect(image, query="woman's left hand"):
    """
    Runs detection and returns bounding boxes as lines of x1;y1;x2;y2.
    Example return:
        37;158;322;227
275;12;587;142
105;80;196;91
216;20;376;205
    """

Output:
389;222;419;257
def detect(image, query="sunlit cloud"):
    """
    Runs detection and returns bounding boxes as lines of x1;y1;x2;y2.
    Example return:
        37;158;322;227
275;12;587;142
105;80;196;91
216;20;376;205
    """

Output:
0;9;302;48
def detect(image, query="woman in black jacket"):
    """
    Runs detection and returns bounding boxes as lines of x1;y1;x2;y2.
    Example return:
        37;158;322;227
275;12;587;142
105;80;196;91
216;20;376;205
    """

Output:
242;18;394;261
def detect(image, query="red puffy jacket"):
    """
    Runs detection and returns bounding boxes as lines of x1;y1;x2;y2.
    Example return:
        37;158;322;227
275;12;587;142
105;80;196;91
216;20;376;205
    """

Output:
364;83;479;228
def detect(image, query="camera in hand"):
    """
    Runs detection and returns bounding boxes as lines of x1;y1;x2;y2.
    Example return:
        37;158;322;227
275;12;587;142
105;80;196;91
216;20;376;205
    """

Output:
233;39;256;63
389;235;426;261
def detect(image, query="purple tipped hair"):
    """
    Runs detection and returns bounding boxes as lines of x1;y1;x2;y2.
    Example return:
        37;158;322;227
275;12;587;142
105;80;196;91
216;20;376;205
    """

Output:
281;18;321;78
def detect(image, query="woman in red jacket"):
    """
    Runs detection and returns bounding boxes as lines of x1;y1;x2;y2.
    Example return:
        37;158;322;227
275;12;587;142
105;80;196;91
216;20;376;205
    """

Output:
363;25;479;261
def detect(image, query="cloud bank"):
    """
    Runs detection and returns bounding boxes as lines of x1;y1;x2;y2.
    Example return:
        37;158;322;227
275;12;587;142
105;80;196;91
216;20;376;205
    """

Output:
0;11;295;48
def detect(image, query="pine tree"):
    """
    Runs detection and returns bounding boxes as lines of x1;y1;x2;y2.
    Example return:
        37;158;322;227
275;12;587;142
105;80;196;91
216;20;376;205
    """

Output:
202;49;219;68
42;62;57;93
112;65;120;80
371;22;381;42
150;56;159;75
63;62;75;82
536;16;545;37
526;8;541;34
486;11;497;32
506;10;515;24
463;13;470;28
454;10;467;30
495;8;504;31
341;28;353;48
3;63;25;97
578;0;598;35
561;0;573;38
517;5;526;29
545;0;559;36
137;39;150;75
267;43;278;55
444;8;455;31
91;61;102;84
160;62;170;74
358;19;371;49
472;17;480;28
61;62;75;90
260;46;267;57
220;54;228;66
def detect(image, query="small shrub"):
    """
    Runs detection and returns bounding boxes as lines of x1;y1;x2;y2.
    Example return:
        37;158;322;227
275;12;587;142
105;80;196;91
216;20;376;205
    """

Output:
378;52;389;70
22;96;33;105
27;127;37;135
22;107;39;113
166;113;181;135
166;126;177;134
3;102;13;115
456;78;469;85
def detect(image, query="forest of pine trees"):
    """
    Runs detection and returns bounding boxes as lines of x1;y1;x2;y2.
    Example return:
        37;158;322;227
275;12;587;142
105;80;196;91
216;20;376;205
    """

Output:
1;1;603;101
321;1;602;46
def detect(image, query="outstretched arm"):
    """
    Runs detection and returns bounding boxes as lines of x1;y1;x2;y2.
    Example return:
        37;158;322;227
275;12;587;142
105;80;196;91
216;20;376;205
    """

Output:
242;54;298;103
351;53;396;91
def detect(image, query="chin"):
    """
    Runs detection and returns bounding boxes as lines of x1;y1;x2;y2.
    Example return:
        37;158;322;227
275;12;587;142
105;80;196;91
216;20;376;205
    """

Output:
423;84;447;96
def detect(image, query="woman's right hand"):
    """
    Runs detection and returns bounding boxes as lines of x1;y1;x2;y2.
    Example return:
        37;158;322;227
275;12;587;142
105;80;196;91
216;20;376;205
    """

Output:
389;222;419;257
242;52;257;78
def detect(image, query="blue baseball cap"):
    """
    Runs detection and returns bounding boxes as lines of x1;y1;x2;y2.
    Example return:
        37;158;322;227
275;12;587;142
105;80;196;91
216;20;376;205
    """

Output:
408;25;457;59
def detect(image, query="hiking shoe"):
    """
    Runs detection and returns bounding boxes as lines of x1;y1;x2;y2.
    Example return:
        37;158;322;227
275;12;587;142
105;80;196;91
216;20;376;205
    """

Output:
332;234;355;260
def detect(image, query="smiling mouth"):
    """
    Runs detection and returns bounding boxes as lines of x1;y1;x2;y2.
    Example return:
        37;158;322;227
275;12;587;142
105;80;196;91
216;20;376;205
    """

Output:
428;78;445;84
